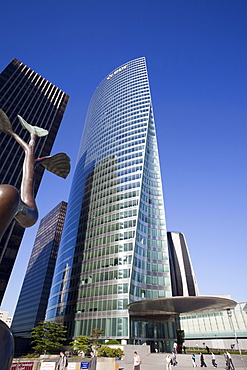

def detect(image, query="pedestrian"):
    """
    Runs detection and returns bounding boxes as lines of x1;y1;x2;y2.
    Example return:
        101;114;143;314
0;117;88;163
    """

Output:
183;346;186;354
225;351;235;370
133;351;141;370
200;353;207;367
56;351;68;370
166;353;172;370
88;351;97;370
192;353;197;367
224;352;229;369
211;352;217;368
173;342;178;354
172;352;178;366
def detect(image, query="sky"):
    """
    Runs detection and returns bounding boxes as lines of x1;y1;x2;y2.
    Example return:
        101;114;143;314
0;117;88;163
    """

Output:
1;0;246;316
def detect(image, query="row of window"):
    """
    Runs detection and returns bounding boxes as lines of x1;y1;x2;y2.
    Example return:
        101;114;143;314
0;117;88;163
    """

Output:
91;129;146;161
87;190;139;215
88;199;138;221
82;255;132;273
92;112;147;141
86;157;142;183
142;184;162;200
143;166;161;180
137;221;166;237
85;230;135;246
138;211;165;226
132;270;170;286
139;200;164;216
91;112;148;144
90;157;142;190
83;242;133;259
136;232;167;248
78;282;128;296
144;161;160;172
86;220;136;239
101;101;149;122
130;285;171;299
133;257;169;273
118;172;141;184
141;192;163;206
76;298;128;313
143;174;161;189
118;165;142;177
135;243;168;260
79;268;130;285
118;157;143;170
88;208;138;229
117;150;143;163
74;316;128;338
101;105;149;123
117;180;140;193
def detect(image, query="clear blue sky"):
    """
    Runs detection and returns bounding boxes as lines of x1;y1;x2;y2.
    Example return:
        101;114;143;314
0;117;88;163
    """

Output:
1;0;246;316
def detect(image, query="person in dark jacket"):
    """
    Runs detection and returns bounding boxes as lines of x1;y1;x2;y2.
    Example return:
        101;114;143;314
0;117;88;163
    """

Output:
88;351;97;370
200;353;207;367
56;351;68;370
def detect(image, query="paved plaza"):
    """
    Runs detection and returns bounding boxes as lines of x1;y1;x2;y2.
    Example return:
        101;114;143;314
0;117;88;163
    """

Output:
120;353;247;370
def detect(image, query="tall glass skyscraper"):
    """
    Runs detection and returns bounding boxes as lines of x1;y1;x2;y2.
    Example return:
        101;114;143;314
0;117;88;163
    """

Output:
46;57;172;341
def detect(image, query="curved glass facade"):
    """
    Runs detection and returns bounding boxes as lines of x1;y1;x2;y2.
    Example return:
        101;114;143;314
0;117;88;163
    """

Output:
46;57;172;340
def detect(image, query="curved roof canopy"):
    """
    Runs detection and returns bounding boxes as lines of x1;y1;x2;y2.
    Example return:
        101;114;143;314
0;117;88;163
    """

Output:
128;296;237;321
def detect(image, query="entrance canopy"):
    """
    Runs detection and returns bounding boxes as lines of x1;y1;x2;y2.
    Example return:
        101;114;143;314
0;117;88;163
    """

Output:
128;296;237;321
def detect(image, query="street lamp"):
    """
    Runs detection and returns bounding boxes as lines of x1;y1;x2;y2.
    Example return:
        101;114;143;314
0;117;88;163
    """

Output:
226;308;246;370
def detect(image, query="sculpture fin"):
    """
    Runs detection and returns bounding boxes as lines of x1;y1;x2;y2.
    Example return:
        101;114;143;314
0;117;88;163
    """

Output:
36;153;71;179
17;115;49;137
0;109;14;135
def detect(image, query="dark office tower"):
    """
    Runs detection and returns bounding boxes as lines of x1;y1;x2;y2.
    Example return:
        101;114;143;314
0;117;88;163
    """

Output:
11;201;67;355
46;57;172;341
167;232;199;297
0;59;69;303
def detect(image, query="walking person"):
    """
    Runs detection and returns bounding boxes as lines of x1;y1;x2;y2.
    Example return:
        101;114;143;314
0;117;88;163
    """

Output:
211;352;217;368
224;352;229;369
88;351;97;370
226;351;235;370
133;351;141;370
56;351;68;370
166;353;172;370
192;353;197;367
200;353;207;367
172;352;178;366
173;342;178;354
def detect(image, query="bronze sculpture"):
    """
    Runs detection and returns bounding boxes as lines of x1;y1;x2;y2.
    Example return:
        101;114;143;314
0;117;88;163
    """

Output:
0;109;70;369
0;109;70;240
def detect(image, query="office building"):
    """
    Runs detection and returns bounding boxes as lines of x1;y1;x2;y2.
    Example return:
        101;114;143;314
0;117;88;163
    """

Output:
46;57;173;342
0;310;12;327
181;301;247;350
167;232;199;297
11;201;67;355
0;59;69;303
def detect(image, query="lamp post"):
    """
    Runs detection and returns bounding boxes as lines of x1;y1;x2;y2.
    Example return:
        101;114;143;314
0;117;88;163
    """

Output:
227;309;246;370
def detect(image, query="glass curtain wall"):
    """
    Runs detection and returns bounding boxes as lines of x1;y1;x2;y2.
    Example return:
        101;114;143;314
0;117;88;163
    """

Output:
46;57;172;341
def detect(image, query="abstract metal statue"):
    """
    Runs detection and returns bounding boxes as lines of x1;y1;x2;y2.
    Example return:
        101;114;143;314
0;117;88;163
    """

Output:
0;109;70;369
0;109;70;240
0;320;14;370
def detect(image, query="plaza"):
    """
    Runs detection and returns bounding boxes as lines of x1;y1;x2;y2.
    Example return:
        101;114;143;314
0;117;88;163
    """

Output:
120;352;247;370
